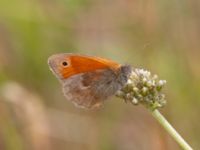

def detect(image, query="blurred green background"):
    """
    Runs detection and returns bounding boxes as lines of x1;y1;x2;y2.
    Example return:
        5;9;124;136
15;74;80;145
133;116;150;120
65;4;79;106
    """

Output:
0;0;200;150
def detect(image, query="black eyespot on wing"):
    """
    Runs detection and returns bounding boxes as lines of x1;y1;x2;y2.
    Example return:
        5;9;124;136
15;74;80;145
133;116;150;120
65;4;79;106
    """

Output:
62;61;68;66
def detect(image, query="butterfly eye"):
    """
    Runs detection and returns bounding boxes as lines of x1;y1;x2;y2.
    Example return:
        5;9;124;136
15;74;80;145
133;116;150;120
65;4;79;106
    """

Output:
62;61;68;66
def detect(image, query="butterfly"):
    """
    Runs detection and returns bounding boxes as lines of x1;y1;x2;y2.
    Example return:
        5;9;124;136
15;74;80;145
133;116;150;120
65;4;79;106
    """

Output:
48;53;132;109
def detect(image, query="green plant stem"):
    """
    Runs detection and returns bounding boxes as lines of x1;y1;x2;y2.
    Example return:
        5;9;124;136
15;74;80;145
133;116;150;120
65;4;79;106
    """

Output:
151;109;193;150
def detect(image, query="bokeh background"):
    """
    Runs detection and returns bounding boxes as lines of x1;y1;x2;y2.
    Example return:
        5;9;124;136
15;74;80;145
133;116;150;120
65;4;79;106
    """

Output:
0;0;200;150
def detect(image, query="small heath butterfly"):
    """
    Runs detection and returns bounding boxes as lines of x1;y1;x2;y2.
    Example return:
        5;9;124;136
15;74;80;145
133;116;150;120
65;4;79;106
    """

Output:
48;53;132;109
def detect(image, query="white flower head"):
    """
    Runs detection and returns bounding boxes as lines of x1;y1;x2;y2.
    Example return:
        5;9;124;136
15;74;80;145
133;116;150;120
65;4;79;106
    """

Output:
117;68;167;110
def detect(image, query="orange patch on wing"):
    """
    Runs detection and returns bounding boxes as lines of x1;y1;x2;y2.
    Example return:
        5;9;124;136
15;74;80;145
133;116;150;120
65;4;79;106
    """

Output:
60;55;120;78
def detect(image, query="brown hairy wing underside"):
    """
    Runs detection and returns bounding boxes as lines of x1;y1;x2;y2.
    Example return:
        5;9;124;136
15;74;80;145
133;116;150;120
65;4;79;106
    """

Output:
62;68;123;108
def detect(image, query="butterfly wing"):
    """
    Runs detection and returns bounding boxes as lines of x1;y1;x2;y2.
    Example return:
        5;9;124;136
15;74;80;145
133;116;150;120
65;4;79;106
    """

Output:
48;53;120;80
48;53;132;109
62;68;122;108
